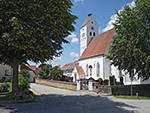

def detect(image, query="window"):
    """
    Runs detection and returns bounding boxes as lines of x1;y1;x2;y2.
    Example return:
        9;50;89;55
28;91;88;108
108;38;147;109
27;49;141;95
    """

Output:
96;62;100;77
91;27;94;30
86;64;88;76
82;28;84;31
91;21;93;24
82;33;85;37
5;70;13;76
90;32;92;36
93;32;95;36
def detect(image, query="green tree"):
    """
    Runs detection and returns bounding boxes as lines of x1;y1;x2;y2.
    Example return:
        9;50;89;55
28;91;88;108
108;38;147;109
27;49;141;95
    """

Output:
38;63;50;79
108;0;150;80
108;0;150;96
50;65;63;80
0;0;77;93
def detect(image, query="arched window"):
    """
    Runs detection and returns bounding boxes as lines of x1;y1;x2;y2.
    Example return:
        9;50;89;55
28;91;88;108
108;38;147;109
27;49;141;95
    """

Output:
97;62;100;77
86;64;88;76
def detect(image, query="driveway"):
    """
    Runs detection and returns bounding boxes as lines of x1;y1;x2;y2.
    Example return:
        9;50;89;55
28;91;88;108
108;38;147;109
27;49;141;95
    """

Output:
0;83;150;113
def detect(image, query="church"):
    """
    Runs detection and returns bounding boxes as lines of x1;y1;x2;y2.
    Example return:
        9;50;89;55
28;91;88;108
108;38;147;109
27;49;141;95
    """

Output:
62;14;150;90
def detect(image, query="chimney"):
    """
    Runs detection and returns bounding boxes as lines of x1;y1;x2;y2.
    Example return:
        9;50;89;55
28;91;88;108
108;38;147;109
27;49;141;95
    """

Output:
88;13;92;17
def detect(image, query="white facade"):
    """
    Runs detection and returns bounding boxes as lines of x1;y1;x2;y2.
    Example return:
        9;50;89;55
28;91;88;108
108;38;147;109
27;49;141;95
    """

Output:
72;68;80;82
80;15;98;55
79;55;111;80
0;64;13;80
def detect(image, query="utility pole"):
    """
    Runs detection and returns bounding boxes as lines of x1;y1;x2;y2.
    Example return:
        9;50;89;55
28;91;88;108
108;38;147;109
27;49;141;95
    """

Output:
49;60;51;78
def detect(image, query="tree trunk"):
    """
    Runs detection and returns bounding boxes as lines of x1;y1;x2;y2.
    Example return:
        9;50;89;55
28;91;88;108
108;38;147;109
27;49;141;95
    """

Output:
12;57;19;93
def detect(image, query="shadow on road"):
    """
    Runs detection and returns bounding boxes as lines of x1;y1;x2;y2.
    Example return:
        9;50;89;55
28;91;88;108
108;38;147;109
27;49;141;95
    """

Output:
0;94;137;113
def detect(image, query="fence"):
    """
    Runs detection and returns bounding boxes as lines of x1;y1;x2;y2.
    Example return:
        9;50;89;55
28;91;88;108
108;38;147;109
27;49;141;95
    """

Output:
97;84;150;96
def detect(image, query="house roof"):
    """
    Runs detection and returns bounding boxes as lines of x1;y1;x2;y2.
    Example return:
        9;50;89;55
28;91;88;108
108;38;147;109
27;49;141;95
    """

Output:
79;28;116;60
61;60;78;71
76;65;85;75
21;64;41;75
80;14;92;28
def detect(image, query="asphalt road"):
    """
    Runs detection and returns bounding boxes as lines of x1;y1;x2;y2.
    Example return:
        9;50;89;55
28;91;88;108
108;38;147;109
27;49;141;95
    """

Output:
0;83;150;113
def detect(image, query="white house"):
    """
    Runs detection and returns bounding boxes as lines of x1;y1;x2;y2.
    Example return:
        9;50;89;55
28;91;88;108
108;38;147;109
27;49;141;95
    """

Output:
0;64;13;81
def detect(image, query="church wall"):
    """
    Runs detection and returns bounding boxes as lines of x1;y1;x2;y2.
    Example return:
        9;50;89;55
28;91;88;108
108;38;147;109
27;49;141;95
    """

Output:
79;55;104;80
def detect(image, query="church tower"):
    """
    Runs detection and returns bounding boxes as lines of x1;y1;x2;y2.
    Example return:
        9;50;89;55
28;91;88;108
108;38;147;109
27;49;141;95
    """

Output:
80;14;98;55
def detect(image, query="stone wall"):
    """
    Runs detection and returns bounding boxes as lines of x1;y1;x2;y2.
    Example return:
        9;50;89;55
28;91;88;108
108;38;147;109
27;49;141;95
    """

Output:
36;79;77;90
98;84;150;96
111;84;150;96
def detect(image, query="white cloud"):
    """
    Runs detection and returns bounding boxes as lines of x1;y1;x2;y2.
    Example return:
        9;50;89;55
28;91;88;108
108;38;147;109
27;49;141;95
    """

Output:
70;52;79;58
68;33;76;38
102;0;135;32
102;14;117;32
45;56;61;66
98;27;101;33
71;38;79;43
74;0;84;3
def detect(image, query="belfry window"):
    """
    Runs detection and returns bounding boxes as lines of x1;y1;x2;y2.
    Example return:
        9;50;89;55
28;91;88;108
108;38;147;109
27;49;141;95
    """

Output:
90;32;92;36
93;32;95;36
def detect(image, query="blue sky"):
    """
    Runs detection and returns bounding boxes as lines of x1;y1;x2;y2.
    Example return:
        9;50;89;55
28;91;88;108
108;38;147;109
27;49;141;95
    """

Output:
29;0;134;67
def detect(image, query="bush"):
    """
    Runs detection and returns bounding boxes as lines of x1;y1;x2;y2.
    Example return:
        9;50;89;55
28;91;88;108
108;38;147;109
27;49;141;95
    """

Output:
0;76;6;83
109;76;115;85
19;70;30;92
115;82;120;85
98;78;103;85
0;83;10;92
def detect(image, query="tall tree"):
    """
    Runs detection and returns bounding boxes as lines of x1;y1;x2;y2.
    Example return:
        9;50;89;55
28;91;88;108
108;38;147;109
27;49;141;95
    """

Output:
108;0;150;80
0;0;77;93
50;65;63;79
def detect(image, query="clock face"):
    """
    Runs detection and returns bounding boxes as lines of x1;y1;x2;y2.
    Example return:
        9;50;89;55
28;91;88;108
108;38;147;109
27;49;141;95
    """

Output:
91;27;94;30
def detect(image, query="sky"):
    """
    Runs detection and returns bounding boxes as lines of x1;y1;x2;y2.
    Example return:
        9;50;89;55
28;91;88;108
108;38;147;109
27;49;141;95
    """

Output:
28;0;134;67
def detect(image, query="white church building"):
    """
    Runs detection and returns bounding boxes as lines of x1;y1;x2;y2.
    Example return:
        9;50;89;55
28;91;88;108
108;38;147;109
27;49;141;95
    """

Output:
62;14;150;90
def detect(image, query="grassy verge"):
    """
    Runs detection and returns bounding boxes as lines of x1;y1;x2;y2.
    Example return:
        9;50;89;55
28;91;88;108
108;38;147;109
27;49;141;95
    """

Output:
36;82;76;91
114;95;150;100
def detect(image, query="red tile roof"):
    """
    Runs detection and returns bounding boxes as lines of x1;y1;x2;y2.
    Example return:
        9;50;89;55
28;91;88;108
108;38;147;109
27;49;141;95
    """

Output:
79;28;116;60
61;60;78;71
80;15;92;28
21;64;41;75
76;66;85;75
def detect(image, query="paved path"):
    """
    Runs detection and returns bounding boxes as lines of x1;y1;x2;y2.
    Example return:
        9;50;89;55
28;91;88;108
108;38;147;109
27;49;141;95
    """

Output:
0;83;150;113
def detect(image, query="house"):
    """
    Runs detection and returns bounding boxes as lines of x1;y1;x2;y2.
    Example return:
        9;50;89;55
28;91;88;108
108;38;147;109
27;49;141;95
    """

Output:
61;60;78;77
0;64;13;81
0;63;41;82
21;64;41;82
62;14;150;90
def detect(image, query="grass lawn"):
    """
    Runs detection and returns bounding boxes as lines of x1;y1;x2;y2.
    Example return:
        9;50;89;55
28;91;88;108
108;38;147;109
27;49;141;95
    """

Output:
114;95;150;100
36;82;76;91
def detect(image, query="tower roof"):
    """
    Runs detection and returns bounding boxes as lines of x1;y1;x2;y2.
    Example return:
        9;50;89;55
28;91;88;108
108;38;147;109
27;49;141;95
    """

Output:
79;28;116;60
80;14;92;28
